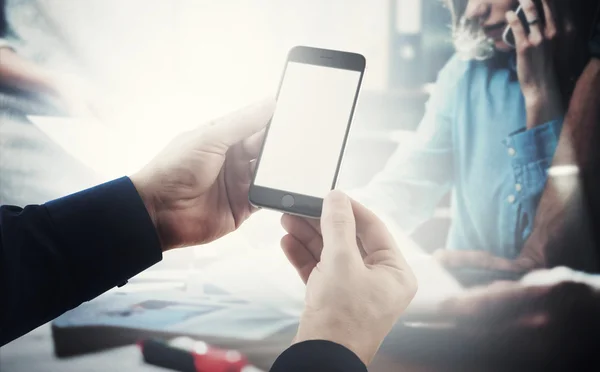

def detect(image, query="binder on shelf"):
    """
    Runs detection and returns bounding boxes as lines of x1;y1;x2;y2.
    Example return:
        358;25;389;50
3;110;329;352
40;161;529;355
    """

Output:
388;0;424;89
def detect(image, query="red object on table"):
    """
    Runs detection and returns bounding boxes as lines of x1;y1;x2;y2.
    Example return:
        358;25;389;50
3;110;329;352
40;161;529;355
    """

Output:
138;337;251;372
192;342;249;372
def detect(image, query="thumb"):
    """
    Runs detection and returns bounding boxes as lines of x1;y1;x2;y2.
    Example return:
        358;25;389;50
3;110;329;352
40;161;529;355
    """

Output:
320;190;361;266
203;97;275;148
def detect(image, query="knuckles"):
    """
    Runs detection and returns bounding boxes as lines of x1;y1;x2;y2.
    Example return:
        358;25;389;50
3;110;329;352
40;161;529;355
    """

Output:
517;41;532;54
523;1;537;14
325;211;353;228
508;17;521;27
529;34;544;47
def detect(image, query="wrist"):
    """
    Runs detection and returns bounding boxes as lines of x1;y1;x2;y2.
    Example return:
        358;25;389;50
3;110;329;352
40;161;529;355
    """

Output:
129;172;161;249
524;93;563;129
295;310;379;366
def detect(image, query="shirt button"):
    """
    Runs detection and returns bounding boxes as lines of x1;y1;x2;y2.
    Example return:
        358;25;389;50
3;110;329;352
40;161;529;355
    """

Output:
515;184;522;192
507;195;516;204
508;148;516;156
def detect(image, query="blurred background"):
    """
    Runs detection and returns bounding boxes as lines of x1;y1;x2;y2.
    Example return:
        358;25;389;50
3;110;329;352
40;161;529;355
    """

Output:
1;0;455;253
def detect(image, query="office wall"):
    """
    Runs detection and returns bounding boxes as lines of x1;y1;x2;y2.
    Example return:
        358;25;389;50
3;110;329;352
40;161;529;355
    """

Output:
173;0;391;113
5;0;177;94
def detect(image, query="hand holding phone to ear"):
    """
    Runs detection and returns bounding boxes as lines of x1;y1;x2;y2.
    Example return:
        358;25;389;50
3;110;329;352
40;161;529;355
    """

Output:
506;0;564;129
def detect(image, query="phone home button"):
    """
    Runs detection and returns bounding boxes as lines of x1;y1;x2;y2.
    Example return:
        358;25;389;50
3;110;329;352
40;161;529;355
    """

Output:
282;195;295;208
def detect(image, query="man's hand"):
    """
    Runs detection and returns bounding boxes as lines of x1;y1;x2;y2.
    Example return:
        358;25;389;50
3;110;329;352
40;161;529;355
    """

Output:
508;0;566;128
130;99;274;250
280;191;418;366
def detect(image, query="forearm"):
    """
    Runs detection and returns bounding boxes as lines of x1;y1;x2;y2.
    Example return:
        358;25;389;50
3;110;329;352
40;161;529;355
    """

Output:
525;91;564;130
522;59;600;267
0;47;56;95
0;178;163;346
569;59;600;167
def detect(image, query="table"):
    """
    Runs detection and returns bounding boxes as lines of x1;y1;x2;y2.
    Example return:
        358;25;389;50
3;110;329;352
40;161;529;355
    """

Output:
2;317;559;372
1;325;168;372
0;322;469;372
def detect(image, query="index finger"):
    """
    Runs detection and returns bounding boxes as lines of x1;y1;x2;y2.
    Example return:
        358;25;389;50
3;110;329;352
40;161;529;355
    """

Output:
281;234;318;284
540;0;557;37
199;98;275;148
506;11;528;50
231;129;266;162
281;214;323;261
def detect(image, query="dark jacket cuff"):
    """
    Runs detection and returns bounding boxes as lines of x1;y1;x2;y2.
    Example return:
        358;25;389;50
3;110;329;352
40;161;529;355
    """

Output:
270;340;367;372
44;177;162;301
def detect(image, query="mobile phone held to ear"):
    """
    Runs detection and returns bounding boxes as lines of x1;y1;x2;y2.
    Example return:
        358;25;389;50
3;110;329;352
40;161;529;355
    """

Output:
502;5;527;48
249;46;366;218
502;1;545;49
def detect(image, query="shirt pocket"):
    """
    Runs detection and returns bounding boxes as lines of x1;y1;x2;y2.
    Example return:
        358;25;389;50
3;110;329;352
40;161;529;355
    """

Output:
522;158;553;199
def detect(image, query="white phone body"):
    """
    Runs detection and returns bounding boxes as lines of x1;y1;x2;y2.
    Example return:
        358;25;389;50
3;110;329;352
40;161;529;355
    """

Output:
502;5;524;49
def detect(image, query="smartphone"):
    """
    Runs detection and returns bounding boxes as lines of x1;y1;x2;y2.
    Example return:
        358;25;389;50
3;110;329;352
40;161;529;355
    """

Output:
502;1;544;49
249;46;366;218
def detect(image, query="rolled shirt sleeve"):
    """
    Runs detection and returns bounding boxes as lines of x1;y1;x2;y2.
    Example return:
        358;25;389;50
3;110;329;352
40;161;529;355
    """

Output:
503;118;563;199
503;118;563;244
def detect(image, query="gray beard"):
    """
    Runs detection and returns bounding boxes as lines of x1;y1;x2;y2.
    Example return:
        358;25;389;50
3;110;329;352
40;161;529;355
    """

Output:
453;18;497;61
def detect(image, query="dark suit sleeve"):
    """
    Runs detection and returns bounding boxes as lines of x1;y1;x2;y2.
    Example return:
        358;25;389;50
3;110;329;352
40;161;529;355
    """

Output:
270;341;368;372
0;177;163;346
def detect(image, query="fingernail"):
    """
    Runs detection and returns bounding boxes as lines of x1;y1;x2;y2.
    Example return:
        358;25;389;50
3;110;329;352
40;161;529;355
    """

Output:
326;189;349;202
323;191;352;216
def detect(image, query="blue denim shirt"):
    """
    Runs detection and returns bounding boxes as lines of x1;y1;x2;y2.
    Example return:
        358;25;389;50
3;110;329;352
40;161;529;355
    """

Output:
354;53;563;259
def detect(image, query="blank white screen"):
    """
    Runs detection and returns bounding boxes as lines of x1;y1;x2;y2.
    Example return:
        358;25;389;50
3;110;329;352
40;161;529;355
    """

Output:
254;62;361;198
